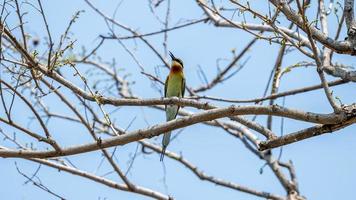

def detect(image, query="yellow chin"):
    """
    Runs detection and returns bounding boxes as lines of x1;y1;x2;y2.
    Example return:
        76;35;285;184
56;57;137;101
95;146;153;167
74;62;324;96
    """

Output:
171;61;183;69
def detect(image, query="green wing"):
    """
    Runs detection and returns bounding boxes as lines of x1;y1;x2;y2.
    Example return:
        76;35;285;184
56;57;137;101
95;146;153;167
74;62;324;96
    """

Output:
164;76;169;98
181;77;185;97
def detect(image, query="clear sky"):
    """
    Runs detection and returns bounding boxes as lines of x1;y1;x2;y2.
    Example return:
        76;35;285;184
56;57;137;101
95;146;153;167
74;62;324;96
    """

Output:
1;1;356;200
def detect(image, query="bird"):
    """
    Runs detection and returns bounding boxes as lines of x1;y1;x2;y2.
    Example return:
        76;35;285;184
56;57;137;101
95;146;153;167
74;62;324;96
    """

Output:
160;51;185;161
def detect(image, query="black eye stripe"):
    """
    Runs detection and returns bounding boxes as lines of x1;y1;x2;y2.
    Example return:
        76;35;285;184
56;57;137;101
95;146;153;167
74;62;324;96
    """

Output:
175;59;183;67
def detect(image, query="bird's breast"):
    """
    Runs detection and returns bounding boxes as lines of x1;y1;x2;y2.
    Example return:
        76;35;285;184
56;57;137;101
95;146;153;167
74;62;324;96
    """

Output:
166;74;183;97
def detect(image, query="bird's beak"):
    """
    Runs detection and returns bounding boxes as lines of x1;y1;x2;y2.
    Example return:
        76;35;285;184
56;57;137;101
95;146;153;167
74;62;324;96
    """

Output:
169;51;175;60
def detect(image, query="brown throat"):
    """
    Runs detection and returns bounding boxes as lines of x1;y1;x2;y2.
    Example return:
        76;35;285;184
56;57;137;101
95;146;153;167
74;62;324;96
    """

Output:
170;64;182;73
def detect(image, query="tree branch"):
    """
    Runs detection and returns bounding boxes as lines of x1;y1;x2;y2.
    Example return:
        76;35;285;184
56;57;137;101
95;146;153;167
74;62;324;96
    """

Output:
259;104;356;150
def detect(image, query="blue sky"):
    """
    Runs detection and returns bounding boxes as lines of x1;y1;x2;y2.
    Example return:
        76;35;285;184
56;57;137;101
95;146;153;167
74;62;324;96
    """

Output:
1;0;356;200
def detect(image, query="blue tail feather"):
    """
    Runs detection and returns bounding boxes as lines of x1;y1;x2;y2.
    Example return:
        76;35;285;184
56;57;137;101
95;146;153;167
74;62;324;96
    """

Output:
160;145;167;161
160;131;171;162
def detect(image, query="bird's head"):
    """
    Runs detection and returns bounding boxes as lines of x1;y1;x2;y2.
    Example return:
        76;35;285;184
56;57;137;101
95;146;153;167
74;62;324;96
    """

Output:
169;51;183;70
